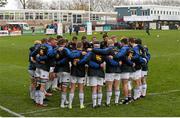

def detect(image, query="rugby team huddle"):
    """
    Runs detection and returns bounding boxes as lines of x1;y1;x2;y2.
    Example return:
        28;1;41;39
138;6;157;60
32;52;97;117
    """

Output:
28;33;151;109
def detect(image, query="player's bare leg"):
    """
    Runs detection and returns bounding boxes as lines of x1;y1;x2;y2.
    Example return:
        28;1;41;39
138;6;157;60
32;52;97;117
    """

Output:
106;81;113;106
114;79;120;105
97;85;103;107
78;83;85;109
92;86;97;108
68;83;76;109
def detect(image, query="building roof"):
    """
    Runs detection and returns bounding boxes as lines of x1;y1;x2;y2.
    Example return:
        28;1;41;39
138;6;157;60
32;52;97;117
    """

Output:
114;5;180;9
0;9;117;15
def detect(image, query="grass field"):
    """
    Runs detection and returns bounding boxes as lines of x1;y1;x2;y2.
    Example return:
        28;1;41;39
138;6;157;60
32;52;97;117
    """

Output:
0;30;180;117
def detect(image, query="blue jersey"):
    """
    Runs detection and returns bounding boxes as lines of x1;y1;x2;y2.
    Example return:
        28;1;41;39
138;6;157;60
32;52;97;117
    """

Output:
92;47;121;73
54;47;81;73
87;49;105;78
31;43;55;71
132;44;147;70
141;46;151;71
114;45;134;73
28;44;40;70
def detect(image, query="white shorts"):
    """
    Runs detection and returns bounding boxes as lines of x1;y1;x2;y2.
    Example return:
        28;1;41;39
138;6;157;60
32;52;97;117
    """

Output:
129;72;135;79
121;73;130;80
132;70;142;80
71;76;85;84
89;77;104;86
57;72;70;83
141;71;148;77
34;68;49;79
28;70;35;79
105;73;121;82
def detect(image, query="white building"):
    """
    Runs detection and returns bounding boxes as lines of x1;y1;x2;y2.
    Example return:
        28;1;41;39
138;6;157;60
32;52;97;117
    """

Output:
114;5;180;29
0;9;117;26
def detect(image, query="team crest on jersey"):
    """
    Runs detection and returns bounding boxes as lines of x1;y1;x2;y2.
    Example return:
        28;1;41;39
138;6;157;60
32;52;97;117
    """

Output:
96;55;102;61
73;58;80;66
56;54;60;59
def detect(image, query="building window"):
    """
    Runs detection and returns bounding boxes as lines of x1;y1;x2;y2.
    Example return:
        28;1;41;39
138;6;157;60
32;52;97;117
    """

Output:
44;12;48;20
151;10;153;14
131;10;137;15
63;15;67;22
29;13;34;19
15;12;20;20
142;11;148;16
54;13;58;20
164;11;166;15
35;13;39;19
170;11;171;15
73;14;76;23
0;13;3;20
157;10;159;14
19;13;24;20
77;14;82;23
167;11;168;15
25;12;29;20
160;11;162;14
49;13;53;19
96;16;99;20
154;10;156;14
39;13;43;19
68;13;72;22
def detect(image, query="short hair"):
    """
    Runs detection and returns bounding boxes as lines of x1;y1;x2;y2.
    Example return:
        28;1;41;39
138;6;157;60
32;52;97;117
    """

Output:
121;38;128;44
135;38;142;45
34;40;41;44
57;39;66;45
128;37;135;43
47;37;56;42
57;35;63;39
81;36;87;40
41;38;47;44
103;34;108;39
72;36;78;41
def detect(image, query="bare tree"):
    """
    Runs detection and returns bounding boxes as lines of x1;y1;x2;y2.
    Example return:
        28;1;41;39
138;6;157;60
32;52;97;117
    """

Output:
0;0;7;7
19;0;28;9
26;0;43;9
48;0;69;10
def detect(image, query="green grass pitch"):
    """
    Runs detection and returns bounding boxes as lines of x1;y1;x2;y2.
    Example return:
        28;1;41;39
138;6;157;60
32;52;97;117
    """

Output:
0;30;180;117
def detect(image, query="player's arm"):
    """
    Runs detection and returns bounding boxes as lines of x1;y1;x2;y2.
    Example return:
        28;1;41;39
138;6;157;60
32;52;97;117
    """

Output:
145;48;151;62
92;47;113;55
88;61;100;69
77;52;92;65
105;56;119;66
57;57;68;65
122;56;134;66
113;47;127;59
44;44;56;57
30;47;40;63
64;48;81;59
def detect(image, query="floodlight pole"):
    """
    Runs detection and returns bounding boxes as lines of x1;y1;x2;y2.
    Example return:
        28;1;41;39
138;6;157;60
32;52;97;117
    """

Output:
59;0;61;22
88;0;91;22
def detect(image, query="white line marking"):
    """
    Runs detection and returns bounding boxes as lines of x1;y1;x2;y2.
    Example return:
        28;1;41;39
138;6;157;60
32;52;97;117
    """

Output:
0;105;24;117
20;89;180;115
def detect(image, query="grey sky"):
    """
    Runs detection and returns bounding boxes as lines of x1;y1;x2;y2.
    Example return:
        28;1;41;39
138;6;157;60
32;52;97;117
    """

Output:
1;0;180;10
